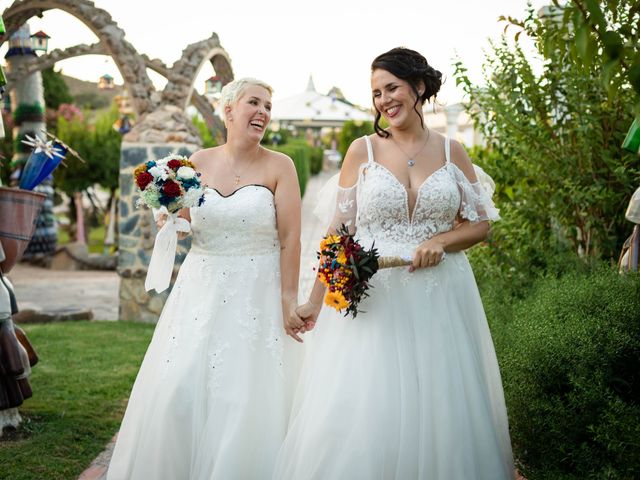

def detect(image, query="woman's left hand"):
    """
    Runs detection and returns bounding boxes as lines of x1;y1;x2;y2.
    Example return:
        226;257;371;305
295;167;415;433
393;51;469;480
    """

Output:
410;236;446;272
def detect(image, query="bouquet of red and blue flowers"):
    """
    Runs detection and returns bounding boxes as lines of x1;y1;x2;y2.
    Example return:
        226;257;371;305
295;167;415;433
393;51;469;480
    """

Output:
134;154;206;293
134;154;205;213
317;225;410;318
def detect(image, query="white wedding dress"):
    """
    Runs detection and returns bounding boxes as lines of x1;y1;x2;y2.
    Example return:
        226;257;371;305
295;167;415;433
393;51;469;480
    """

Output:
107;185;300;480
274;137;514;479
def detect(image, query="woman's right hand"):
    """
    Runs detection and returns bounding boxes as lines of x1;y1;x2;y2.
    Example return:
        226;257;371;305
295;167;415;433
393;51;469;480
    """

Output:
296;300;321;332
156;212;190;239
156;212;168;230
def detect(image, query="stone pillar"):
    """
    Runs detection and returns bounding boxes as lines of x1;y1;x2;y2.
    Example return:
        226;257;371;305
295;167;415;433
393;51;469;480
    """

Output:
117;105;202;322
5;24;57;263
444;103;464;142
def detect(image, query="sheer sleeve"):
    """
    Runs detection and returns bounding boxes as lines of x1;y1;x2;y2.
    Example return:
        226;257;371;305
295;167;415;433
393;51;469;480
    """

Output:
453;164;500;223
312;173;358;233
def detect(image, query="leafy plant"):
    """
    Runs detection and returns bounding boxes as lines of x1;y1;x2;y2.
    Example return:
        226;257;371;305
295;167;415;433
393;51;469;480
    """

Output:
455;3;640;271
492;268;640;479
41;67;73;110
338;120;373;159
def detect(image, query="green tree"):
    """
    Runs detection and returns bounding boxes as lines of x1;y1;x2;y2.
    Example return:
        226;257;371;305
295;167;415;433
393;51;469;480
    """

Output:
564;0;640;112
454;3;640;278
54;103;121;194
54;103;122;241
41;67;73;110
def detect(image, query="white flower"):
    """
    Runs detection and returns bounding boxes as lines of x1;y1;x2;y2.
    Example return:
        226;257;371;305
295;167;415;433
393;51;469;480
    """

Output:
182;187;204;207
148;165;169;181
177;166;196;180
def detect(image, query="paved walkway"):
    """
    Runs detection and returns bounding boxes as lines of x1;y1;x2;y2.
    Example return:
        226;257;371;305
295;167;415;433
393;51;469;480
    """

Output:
8;264;120;321
6;169;334;480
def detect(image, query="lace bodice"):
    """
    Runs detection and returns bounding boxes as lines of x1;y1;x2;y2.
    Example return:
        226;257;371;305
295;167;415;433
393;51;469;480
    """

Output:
322;136;499;257
189;185;280;256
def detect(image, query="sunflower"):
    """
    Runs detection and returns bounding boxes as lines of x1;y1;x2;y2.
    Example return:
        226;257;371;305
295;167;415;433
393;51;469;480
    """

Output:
337;251;348;265
324;290;349;311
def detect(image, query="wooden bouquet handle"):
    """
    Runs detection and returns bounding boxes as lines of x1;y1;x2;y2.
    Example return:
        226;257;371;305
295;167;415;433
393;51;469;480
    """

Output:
377;255;413;269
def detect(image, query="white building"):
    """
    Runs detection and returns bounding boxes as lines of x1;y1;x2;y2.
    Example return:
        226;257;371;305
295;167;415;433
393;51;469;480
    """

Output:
424;102;482;147
271;76;373;131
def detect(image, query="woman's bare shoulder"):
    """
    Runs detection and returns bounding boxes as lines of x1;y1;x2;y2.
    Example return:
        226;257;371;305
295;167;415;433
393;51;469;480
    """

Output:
189;146;222;168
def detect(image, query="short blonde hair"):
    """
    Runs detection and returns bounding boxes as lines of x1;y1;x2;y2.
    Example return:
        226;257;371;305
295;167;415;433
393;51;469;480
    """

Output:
220;77;273;124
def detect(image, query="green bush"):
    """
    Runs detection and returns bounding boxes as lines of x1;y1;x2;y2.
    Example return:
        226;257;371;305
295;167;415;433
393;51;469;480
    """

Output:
493;268;640;479
191;116;217;149
286;138;323;175
309;145;323;175
269;143;310;197
338;120;373;159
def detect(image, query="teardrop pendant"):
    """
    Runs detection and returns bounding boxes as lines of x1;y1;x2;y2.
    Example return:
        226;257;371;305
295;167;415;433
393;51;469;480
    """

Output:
407;159;415;167
234;175;241;185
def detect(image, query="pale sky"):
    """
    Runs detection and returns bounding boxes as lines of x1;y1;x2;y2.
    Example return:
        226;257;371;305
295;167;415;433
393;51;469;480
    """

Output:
1;0;547;108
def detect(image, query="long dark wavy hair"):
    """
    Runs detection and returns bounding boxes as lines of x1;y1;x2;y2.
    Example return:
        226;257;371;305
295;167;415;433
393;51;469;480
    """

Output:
371;47;443;138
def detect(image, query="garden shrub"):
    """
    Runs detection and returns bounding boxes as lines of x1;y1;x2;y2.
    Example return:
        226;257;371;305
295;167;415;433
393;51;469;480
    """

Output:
495;268;640;479
270;143;310;197
286;138;323;175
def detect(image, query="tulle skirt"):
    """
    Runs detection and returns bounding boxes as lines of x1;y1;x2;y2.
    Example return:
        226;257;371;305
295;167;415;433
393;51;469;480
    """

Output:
107;250;300;480
274;251;513;480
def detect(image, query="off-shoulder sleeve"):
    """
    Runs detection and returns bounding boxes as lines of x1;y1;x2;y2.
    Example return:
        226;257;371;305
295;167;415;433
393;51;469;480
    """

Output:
312;173;358;232
453;165;500;222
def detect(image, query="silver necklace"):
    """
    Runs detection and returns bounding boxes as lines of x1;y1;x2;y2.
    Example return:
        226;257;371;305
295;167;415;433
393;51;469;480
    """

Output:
391;130;430;167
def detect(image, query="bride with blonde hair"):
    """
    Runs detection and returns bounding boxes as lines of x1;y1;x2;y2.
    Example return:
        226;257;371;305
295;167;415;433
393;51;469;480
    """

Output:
108;77;304;480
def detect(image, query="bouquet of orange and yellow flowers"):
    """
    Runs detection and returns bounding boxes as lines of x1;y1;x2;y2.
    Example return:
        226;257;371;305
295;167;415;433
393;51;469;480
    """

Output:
317;225;410;318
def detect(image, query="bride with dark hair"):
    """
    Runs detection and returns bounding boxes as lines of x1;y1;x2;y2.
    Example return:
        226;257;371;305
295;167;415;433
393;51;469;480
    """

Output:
274;48;514;479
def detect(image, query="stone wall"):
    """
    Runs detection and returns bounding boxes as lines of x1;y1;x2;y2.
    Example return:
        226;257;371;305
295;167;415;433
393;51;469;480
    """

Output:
118;105;202;322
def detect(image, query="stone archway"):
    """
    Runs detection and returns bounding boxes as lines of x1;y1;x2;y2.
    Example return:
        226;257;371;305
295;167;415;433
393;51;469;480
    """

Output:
3;0;236;322
162;35;234;111
5;42;224;135
2;0;157;115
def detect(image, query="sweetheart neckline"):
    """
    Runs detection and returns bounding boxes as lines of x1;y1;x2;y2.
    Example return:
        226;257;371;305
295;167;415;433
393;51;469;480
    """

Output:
205;184;274;198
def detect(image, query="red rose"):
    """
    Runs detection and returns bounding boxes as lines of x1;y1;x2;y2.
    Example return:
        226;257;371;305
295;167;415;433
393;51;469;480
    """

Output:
136;171;154;190
167;159;182;170
163;180;182;197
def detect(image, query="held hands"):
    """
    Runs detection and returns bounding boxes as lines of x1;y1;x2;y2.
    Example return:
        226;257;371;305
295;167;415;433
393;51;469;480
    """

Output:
156;211;168;230
410;236;446;272
295;300;321;332
283;299;306;343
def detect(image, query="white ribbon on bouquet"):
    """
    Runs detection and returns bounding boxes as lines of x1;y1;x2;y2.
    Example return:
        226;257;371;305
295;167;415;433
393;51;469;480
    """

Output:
145;206;191;293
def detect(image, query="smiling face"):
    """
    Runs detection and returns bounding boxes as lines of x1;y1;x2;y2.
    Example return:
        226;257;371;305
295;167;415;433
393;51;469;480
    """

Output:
226;85;272;142
371;68;423;129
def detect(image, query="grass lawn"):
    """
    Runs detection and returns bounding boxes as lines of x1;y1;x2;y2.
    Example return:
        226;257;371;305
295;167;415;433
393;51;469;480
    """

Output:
58;224;107;255
0;321;154;480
